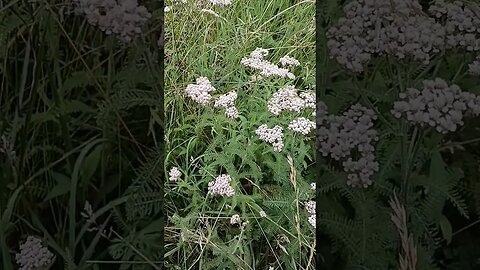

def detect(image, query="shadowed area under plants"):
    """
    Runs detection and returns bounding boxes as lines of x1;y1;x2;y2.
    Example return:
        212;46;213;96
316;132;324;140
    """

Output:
0;0;163;269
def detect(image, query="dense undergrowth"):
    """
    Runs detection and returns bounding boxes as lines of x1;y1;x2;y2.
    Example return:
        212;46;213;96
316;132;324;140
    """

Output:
0;0;163;269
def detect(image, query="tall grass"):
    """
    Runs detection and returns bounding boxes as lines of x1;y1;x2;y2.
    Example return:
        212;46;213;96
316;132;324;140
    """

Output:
0;0;163;269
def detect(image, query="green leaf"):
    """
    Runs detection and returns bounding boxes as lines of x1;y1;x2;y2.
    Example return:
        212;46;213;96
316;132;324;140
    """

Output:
69;138;106;258
429;149;446;182
80;144;103;186
439;215;453;245
44;172;70;201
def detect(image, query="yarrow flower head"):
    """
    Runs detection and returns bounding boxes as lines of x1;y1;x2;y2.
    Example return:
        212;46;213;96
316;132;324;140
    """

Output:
214;91;237;107
207;174;235;197
241;48;295;80
300;92;316;111
169;167;182;181
468;55;480;76
392;78;480;133
327;0;480;72
185;77;216;105
230;214;241;224
224;106;239;119
308;214;316;228
317;104;379;188
15;236;55;270
279;55;300;67
304;200;316;215
288;117;315;135
214;91;239;118
267;85;310;115
259;210;267;218
73;0;151;42
255;124;284;152
310;182;316;190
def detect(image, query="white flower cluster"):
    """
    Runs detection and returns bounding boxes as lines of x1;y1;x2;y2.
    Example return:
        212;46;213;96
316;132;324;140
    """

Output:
392;78;480;133
169;167;182;181
73;0;151;42
214;91;239;119
304;200;316;215
259;210;267;218
300;92;316;112
304;200;316;228
185;77;216;105
308;215;316;228
241;48;295;80
326;0;444;72
255;124;284;152
257;86;315;150
428;0;480;51
207;174;235;197
241;48;315;151
317;104;379;188
15;236;54;270
469;55;480;76
185;78;240;118
267;85;314;115
230;214;240;224
206;0;232;6
279;55;300;67
328;0;480;72
288;117;315;135
310;182;316;190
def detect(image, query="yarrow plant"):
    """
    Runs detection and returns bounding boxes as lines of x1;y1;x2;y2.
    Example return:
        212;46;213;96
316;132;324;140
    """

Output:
165;0;316;268
318;0;480;268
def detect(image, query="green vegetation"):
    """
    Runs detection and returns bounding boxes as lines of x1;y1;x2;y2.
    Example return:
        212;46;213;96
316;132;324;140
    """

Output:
0;0;162;269
164;0;316;269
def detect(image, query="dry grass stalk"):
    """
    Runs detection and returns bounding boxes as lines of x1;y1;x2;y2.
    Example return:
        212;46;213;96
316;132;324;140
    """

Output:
389;194;417;270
